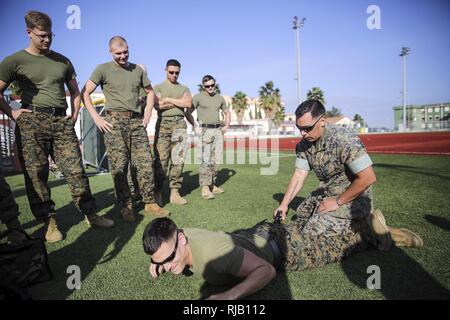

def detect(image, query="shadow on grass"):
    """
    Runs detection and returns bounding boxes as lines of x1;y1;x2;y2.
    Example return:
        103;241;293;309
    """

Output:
28;188;141;299
272;193;305;213
11;178;69;200
424;214;450;232
341;246;450;299
373;163;450;181
20;186;116;232
215;168;237;187
179;168;237;199
179;170;199;198
198;220;293;300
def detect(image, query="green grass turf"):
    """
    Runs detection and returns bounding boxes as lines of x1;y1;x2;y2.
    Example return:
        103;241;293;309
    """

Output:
2;152;450;300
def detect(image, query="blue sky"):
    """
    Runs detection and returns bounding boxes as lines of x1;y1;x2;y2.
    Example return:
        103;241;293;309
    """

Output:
1;0;449;128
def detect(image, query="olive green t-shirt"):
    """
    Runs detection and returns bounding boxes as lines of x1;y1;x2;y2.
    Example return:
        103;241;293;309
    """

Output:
192;92;229;125
184;228;274;286
89;62;151;113
153;81;190;117
0;50;76;109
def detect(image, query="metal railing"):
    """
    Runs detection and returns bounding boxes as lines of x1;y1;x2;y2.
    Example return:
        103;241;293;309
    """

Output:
0;112;16;171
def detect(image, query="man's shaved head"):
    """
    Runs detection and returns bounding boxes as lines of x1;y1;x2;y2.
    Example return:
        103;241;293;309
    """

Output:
109;35;127;48
109;36;129;66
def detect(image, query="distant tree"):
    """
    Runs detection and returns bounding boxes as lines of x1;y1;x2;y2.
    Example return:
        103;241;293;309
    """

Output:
326;106;342;117
306;87;325;104
353;113;365;127
273;104;285;127
197;83;221;94
231;91;248;124
258;81;282;121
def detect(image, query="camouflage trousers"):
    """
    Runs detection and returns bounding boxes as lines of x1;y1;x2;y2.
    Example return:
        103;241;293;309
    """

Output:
103;113;155;207
127;162;142;202
198;127;223;186
153;116;188;190
15;111;96;220
244;220;372;272
0;168;20;224
251;186;375;270
293;186;373;235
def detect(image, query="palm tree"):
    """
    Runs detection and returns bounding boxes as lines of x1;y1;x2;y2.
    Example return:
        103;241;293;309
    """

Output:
326;106;343;117
258;81;282;120
306;87;325;104
258;81;283;132
197;83;221;94
231;91;248;124
353;113;366;127
273;104;285;127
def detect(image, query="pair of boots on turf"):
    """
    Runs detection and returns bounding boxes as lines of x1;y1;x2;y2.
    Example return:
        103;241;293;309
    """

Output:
44;213;114;243
201;185;224;200
364;208;424;250
120;200;170;222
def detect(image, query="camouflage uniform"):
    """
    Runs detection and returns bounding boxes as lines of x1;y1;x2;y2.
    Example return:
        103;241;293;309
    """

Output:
275;124;374;269
239;220;373;272
15;111;97;220
0;168;20;225
103;113;155;207
127;95;146;202
199;128;223;186
127;161;141;202
153;116;188;190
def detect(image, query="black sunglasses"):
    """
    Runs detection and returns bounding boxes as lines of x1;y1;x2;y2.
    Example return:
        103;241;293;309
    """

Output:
296;114;324;133
168;71;180;75
204;84;215;89
30;29;55;41
151;229;180;266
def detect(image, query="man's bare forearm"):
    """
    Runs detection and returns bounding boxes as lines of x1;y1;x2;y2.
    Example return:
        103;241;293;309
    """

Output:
281;170;307;206
158;102;176;110
218;265;276;300
336;168;376;205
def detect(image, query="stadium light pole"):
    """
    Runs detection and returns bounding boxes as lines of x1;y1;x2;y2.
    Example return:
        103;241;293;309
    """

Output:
399;47;411;131
293;16;306;105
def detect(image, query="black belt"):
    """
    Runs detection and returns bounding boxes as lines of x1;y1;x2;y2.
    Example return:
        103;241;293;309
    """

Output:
22;104;66;116
251;227;283;271
200;123;221;128
160;115;185;121
106;111;143;118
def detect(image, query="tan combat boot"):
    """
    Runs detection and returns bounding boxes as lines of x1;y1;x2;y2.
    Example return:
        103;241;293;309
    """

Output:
390;227;424;248
44;216;63;243
119;204;136;222
85;213;115;227
212;185;224;195
365;209;392;251
202;186;215;200
170;189;187;205
144;203;171;217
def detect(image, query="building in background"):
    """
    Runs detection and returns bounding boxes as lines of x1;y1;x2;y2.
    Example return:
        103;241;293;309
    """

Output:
393;102;450;131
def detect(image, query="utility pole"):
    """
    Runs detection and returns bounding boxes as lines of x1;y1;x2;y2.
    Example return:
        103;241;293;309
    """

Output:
293;16;306;105
399;47;411;131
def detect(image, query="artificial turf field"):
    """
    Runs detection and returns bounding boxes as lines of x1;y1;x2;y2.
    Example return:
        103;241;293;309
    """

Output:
3;152;450;300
